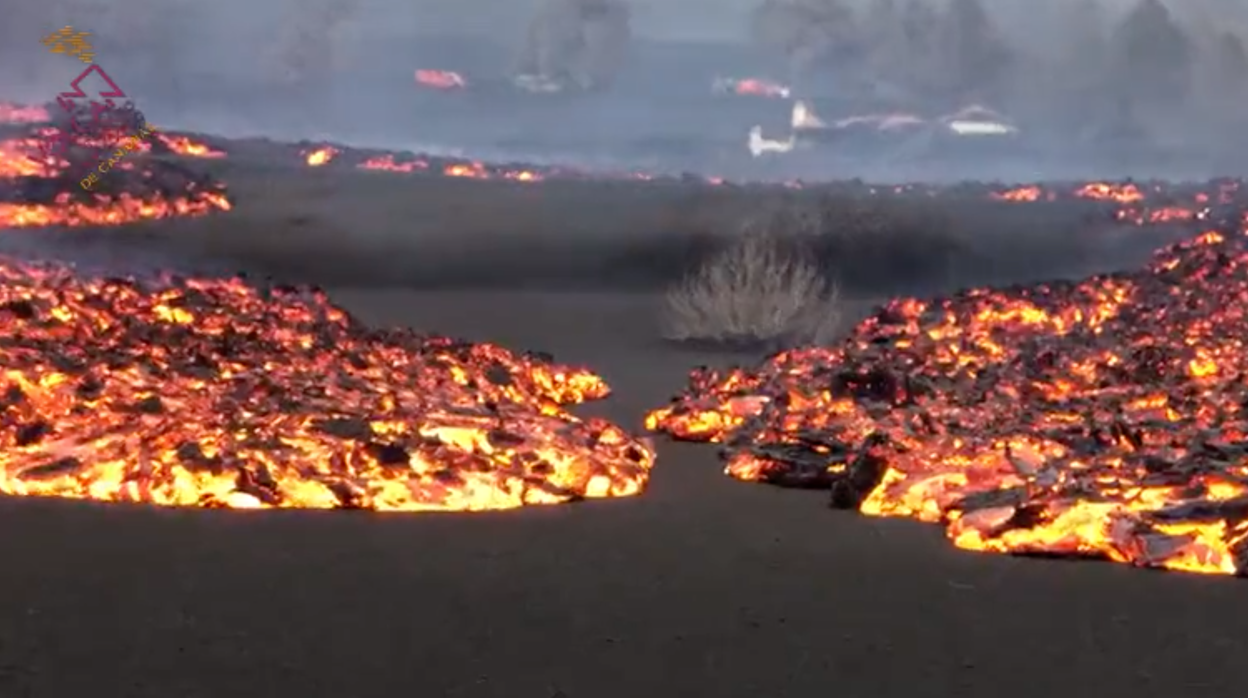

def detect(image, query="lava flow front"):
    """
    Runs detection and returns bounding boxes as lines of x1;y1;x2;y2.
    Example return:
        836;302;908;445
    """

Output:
0;260;655;510
649;217;1248;577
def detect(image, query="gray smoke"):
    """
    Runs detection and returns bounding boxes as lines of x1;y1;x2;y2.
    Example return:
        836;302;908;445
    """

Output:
2;0;1247;179
516;0;632;89
745;0;1248;154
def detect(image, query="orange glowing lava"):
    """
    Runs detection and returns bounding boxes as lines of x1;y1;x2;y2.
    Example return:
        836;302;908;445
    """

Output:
0;137;58;177
0;102;51;124
0;129;231;228
304;146;338;166
358;154;426;173
992;185;1049;202
352;154;544;182
156;134;225;158
0;191;231;228
1076;182;1146;203
0;260;655;510
648;195;1248;577
440;161;544;182
415;69;467;90
715;77;790;99
734;79;789;97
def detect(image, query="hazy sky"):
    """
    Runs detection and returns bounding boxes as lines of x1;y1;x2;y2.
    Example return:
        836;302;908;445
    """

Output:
400;0;1248;41
404;0;757;40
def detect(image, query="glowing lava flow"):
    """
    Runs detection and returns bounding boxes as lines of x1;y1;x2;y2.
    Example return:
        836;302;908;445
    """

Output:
354;154;545;182
991;185;1048;202
358;154;425;173
0;136;59;177
155;133;225;158
648;217;1248;577
0;129;231;228
0;102;50;125
415;69;467;90
304;146;338;166
0;191;231;228
0;259;655;510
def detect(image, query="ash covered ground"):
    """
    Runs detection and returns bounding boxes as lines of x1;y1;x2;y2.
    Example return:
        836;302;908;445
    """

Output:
4;3;1248;698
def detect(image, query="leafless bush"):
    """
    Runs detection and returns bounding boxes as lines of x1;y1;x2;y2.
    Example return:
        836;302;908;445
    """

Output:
662;220;842;349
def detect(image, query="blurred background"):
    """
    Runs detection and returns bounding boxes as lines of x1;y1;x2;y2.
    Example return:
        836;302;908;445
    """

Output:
2;0;1247;180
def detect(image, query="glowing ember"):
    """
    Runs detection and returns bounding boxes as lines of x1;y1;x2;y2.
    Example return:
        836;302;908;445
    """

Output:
649;215;1248;577
0;260;655;510
0;102;51;125
304;146;338;166
155;134;225;158
415;69;467;90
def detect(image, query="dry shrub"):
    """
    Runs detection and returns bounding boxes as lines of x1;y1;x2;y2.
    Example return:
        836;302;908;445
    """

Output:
662;221;842;349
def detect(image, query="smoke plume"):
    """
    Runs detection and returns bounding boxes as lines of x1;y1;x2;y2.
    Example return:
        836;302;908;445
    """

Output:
748;0;1248;148
2;0;1247;178
516;0;632;90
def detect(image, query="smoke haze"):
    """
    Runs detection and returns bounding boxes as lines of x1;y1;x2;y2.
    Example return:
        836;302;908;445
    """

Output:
2;0;1248;181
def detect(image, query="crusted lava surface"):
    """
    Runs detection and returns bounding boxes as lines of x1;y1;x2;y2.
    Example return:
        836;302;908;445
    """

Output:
0;259;655;510
649;191;1248;577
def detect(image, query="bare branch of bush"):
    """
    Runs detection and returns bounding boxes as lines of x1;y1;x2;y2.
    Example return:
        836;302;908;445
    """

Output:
661;219;842;349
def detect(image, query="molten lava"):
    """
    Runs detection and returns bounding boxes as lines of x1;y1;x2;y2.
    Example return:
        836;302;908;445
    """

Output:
1076;182;1145;203
0;102;50;125
0;128;230;228
718;78;791;99
987;180;1236;227
0;259;655;511
0;191;231;228
649;213;1248;577
352;153;545;182
0;136;59;177
991;185;1049;202
415;69;467;90
304;146;338;166
358;154;426;173
155;134;225;158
